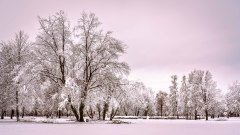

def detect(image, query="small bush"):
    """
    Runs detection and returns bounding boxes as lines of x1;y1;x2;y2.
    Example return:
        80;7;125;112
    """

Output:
110;120;131;124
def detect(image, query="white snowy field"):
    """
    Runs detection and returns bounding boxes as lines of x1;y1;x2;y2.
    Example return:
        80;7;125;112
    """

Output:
0;118;240;135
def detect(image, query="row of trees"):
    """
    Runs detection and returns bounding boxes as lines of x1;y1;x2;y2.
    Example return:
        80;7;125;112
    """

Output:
156;70;240;120
0;11;239;122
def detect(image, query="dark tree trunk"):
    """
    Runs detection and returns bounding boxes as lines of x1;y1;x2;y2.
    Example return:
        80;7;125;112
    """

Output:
58;110;61;118
177;111;179;119
16;90;19;121
1;110;5;119
135;109;140;116
11;109;15;119
194;110;198;120
123;107;128;116
205;109;208;120
22;107;25;118
34;109;38;116
186;108;189;120
68;95;79;121
144;109;148;116
102;102;109;120
79;101;85;122
160;104;163;117
86;106;95;119
97;104;101;120
110;108;119;121
71;105;79;121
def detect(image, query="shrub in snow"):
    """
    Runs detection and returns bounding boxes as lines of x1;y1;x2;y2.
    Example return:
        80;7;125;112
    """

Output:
215;117;228;121
110;120;131;124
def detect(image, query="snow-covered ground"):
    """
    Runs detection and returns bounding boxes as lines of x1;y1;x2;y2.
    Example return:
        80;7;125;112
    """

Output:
0;117;240;135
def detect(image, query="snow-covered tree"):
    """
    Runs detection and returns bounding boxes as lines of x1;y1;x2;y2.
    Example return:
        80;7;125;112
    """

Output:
179;75;190;119
131;81;147;116
60;12;129;122
208;91;224;118
121;81;135;116
0;43;15;119
142;88;155;116
125;81;155;116
12;31;32;121
188;70;204;119
156;90;168;117
225;81;240;116
0;31;32;121
34;10;72;118
169;75;178;118
100;74;122;120
186;70;221;120
201;71;218;120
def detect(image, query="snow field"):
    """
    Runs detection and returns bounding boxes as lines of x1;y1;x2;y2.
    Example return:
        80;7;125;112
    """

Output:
1;118;240;135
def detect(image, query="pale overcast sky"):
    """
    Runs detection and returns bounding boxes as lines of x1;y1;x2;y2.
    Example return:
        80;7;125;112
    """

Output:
0;0;239;93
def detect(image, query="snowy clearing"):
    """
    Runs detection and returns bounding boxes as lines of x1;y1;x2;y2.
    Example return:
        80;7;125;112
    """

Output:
1;118;240;135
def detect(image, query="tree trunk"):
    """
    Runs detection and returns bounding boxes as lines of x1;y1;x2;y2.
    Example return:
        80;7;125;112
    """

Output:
68;95;79;121
135;109;140;116
1;110;5;119
98;111;101;120
79;101;85;122
86;106;95;119
16;90;19;121
97;104;101;120
160;104;163;117
205;109;208;120
34;109;38;116
177;110;179;119
134;108;140;116
110;108;119;121
123;107;128;116
102;102;109;120
144;109;148;116
58;110;61;118
11;109;14;119
22;107;25;118
71;105;79;121
194;110;198;120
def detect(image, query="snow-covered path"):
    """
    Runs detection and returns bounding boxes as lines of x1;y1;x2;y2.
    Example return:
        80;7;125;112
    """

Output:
0;119;240;135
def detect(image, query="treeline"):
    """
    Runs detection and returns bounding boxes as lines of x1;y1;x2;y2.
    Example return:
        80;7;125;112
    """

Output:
156;71;240;120
0;11;239;122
